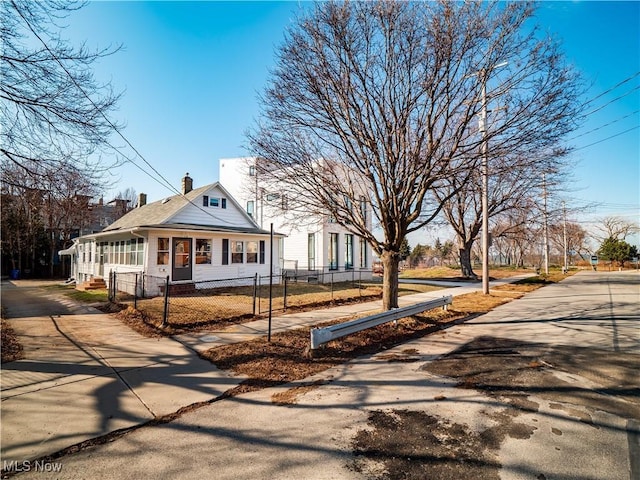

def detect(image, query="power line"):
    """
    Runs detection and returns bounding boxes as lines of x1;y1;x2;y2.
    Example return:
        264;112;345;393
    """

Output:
582;85;640;117
573;125;639;151
569;109;640;141
582;70;640;107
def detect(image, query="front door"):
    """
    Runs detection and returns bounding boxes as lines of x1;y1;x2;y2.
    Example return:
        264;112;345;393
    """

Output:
172;238;192;281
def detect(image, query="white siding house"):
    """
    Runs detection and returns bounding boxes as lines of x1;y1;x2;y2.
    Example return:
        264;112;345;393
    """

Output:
61;176;283;291
219;158;373;281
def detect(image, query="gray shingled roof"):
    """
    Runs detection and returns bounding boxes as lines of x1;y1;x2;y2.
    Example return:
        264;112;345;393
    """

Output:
103;183;214;232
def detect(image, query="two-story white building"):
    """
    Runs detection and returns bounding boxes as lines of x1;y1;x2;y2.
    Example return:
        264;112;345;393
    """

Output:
61;174;284;290
219;157;373;281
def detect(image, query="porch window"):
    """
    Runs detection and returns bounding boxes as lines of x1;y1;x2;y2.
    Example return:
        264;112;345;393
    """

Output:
157;238;169;265
125;240;132;265
136;238;144;265
195;239;212;264
246;241;258;263
231;241;244;264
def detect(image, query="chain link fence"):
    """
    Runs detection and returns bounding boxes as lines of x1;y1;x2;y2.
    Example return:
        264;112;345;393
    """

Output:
108;269;382;328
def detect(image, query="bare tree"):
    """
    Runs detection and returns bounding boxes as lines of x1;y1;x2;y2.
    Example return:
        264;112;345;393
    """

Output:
595;216;639;242
249;1;582;309
1;0;122;184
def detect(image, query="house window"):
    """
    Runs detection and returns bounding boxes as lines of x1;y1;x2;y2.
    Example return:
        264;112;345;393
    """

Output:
203;195;209;207
246;241;258;263
109;242;114;263
195;239;212;264
118;241;125;265
231;241;244;264
308;233;316;270
222;239;229;265
345;234;354;269
136;238;144;265
247;200;255;218
126;240;133;265
209;197;227;209
259;240;265;264
360;237;368;268
329;233;339;270
157;238;169;265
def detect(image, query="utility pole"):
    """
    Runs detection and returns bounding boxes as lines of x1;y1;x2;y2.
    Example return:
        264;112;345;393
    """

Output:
563;201;568;273
476;61;506;295
480;69;490;294
542;173;549;276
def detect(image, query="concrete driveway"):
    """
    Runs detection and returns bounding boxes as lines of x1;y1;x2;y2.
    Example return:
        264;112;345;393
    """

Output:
3;270;638;479
1;280;244;465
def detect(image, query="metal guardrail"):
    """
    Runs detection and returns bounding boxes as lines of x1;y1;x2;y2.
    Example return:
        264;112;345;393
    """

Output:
310;295;453;350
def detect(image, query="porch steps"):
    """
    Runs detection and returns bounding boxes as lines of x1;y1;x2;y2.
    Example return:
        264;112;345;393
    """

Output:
77;278;107;291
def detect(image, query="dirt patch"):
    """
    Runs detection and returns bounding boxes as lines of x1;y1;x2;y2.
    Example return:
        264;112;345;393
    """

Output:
1;319;23;363
351;410;503;480
271;379;329;405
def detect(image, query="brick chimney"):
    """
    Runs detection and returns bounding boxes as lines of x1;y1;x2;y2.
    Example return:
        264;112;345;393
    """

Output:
138;193;147;208
182;173;193;194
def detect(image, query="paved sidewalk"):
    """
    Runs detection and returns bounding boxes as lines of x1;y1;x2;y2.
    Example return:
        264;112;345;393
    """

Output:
7;270;637;480
1;274;529;465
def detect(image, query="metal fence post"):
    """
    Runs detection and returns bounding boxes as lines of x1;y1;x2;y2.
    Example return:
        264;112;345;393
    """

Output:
134;273;139;309
331;272;334;301
162;275;170;327
258;275;262;315
283;273;288;312
252;273;258;316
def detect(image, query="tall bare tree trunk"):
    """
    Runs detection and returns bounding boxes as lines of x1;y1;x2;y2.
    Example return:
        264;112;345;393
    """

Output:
459;244;478;279
381;250;400;310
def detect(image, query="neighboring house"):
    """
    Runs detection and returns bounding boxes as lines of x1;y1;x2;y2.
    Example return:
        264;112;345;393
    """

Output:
219;157;373;281
60;175;283;289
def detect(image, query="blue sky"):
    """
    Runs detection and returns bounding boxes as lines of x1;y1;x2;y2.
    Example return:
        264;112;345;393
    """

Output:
63;1;639;244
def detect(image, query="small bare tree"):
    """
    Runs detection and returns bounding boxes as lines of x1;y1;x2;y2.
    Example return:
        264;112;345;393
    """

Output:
249;1;583;309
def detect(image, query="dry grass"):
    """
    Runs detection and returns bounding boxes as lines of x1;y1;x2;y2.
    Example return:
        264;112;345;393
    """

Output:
200;271;576;398
400;265;533;280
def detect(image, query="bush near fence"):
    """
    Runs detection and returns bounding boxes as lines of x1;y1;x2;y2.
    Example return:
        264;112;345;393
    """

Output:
108;269;382;328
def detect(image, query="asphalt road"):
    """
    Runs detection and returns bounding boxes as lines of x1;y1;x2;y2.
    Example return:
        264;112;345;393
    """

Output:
3;271;639;479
